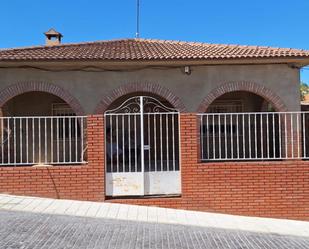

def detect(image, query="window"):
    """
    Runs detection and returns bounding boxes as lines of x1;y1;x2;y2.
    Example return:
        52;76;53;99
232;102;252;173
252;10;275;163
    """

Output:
51;103;80;139
208;100;243;113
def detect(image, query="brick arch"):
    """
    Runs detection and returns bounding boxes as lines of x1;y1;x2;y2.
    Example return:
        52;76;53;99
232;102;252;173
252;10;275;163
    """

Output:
94;82;187;113
197;81;288;112
0;82;85;115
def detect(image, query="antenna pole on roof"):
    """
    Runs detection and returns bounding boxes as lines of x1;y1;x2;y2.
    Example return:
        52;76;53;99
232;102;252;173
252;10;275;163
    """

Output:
135;0;140;38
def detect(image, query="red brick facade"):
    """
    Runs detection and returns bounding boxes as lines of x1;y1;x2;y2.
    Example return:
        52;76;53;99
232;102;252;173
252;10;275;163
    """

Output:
0;114;308;221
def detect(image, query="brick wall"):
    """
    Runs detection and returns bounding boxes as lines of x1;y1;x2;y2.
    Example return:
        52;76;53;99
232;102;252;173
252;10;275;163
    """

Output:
109;114;309;221
0;114;308;221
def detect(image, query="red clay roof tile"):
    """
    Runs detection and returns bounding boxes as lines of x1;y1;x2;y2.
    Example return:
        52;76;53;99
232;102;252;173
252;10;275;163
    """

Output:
0;38;309;62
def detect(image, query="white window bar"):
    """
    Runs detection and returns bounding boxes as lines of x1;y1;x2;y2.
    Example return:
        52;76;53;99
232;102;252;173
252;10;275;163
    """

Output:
116;115;119;172
148;114;151;171
297;113;300;158
266;114;269;159
0;116;86;166
254;114;257;158
75;117;78;162
272;113;275;158
8;119;10;163
206;115;210;160
200;115;204;160
14;118;16;164
218;114;221;159
279;114;282;158
81;117;84;163
172;113;175;171
32;118;35;163
154;114;157;172
248;114;251;159
260;113;263;159
62;117;65;163
198;111;309;161
45;118;47;164
107;116;114;172
166;113;169;170
242;114;245;158
212;115;215;159
291;113;294;158
1;119;3;164
69;117;72;162
285;113;288;158
122;115;125;171
57;118;60;163
303;113;306;157
20;119;22;163
140;96;144;178
38;118;41;163
51;118;53;163
134;114;137;172
128;115;131;172
230;114;233;159
236;115;239;159
160;113;163;171
26;118;29;164
224;115;227;159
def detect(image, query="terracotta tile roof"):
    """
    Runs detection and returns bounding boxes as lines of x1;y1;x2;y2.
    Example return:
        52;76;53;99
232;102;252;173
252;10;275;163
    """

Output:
0;38;309;62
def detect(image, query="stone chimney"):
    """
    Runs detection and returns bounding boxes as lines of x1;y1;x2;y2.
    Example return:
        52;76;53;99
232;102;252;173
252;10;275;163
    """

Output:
44;28;63;46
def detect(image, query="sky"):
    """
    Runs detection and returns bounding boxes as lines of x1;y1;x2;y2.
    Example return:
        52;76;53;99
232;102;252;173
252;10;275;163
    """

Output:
1;0;309;82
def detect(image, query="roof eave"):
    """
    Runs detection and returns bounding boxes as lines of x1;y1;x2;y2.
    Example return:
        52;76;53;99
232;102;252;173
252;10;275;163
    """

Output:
0;57;309;68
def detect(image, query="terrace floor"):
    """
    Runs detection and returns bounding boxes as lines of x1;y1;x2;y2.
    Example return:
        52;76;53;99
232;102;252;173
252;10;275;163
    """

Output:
0;194;308;249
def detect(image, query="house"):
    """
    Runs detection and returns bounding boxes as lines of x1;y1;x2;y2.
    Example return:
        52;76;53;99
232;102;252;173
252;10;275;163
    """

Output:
0;29;308;220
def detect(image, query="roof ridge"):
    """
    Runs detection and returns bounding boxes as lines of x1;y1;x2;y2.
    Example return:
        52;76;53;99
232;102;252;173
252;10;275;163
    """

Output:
134;38;307;51
0;38;136;52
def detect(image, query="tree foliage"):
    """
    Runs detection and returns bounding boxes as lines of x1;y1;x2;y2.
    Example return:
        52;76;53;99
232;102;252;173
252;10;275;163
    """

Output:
300;82;309;101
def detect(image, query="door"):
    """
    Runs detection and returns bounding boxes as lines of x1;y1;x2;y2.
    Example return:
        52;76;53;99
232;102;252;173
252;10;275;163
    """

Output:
105;96;180;196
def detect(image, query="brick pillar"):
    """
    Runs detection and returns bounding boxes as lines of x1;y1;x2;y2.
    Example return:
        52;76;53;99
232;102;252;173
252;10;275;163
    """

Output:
180;113;199;198
86;115;105;200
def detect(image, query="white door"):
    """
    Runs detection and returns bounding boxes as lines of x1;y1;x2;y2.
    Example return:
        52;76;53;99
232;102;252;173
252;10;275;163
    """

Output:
105;96;180;196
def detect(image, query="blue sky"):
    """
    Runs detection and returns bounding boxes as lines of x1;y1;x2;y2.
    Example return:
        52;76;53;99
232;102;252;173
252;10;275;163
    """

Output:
1;0;309;82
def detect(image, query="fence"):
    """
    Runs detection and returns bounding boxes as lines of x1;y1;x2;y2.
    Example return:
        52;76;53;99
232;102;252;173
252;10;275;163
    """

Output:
199;112;309;161
0;116;87;166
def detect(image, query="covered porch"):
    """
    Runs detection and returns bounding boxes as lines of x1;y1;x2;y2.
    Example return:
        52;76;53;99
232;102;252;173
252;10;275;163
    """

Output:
0;91;87;166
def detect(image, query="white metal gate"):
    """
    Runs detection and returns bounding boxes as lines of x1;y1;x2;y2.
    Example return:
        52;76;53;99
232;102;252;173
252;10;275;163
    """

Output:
105;96;181;196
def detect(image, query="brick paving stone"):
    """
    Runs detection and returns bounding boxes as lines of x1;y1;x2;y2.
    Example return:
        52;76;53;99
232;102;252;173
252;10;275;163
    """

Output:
0;210;308;249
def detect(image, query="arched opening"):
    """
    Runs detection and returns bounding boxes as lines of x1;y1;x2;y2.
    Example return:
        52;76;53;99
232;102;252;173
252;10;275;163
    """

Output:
104;93;181;197
200;91;285;161
94;82;186;114
206;91;275;113
2;91;76;117
0;91;86;165
106;92;175;111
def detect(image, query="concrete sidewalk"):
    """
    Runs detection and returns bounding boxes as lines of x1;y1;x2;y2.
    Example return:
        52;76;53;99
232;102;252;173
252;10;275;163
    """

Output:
0;194;308;238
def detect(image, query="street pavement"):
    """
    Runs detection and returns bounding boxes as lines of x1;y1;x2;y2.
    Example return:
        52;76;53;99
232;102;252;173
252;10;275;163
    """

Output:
0;194;308;249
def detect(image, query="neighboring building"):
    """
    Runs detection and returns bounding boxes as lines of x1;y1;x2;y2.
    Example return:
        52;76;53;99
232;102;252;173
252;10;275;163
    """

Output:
0;29;308;220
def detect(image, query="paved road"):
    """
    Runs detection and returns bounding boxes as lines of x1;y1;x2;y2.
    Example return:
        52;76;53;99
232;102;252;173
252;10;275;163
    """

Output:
0;210;309;249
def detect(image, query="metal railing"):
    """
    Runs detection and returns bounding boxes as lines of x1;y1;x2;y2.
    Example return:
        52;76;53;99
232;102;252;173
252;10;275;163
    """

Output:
199;111;309;161
0;116;87;166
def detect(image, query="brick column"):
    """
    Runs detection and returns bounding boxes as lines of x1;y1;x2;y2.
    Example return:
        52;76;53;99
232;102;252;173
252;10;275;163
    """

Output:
86;115;105;200
180;113;199;198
